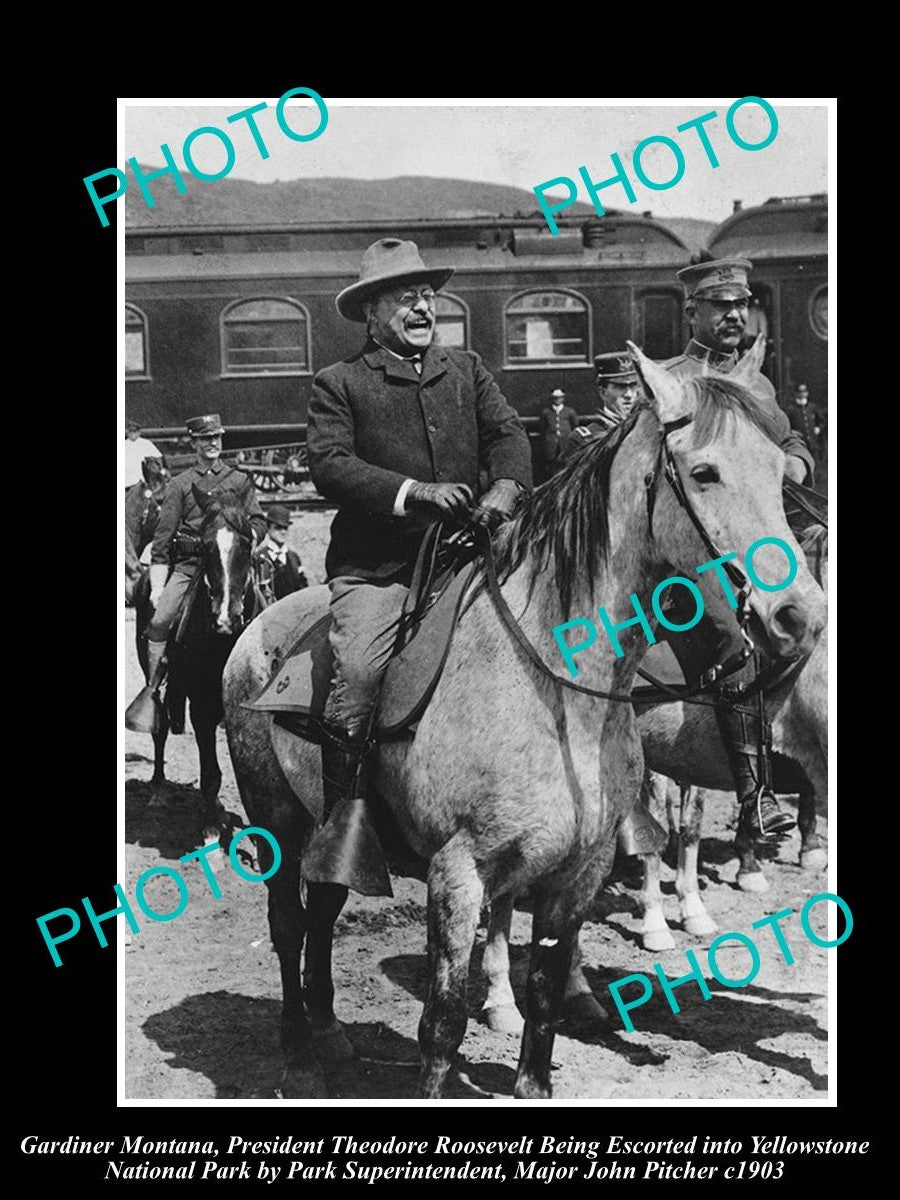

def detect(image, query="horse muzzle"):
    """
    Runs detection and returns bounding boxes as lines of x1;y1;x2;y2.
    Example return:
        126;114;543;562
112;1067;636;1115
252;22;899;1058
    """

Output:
766;591;826;661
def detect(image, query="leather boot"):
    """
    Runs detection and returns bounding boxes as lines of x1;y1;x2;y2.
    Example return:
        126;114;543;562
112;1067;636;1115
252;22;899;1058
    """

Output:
618;802;668;856
125;640;167;734
146;640;167;692
301;733;393;897
715;704;795;843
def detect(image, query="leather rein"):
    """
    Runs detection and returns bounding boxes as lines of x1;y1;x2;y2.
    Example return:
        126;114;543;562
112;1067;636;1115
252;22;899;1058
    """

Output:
475;414;803;712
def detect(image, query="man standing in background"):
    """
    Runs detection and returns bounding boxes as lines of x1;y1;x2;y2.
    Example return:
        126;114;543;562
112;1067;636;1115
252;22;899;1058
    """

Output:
785;383;824;464
123;418;163;491
537;387;579;481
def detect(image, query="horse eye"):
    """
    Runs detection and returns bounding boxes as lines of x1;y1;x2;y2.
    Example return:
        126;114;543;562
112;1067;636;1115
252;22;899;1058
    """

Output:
690;464;720;485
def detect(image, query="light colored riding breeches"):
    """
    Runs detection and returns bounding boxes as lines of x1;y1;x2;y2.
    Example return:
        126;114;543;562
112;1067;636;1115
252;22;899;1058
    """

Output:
323;576;409;740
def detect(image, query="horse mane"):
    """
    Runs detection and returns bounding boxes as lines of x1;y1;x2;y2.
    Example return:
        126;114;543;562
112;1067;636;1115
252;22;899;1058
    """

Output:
489;373;783;619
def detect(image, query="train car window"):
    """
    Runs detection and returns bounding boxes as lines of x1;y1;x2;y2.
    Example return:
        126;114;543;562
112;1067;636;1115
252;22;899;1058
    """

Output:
505;290;590;365
638;293;682;360
125;304;149;377
221;297;311;376
435;294;469;349
809;285;828;340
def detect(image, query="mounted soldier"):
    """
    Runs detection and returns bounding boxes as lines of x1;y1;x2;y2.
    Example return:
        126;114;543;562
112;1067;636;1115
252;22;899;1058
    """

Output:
670;258;818;843
138;414;266;699
125;455;170;605
563;352;643;460
561;257;824;847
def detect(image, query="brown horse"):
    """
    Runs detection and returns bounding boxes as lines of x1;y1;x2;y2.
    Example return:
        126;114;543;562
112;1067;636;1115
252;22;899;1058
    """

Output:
134;486;261;842
222;346;826;1099
125;457;170;605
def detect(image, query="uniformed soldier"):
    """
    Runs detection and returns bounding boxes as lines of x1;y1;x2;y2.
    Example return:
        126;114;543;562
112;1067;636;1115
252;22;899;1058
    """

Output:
252;504;308;603
669;258;813;484
142;414;266;689
669;258;817;841
563;352;643;459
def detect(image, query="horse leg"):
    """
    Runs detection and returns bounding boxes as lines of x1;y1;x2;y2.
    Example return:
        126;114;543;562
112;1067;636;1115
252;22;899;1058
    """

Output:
149;705;169;805
264;850;328;1099
192;699;226;844
676;787;717;937
663;774;680;868
481;895;525;1035
563;931;608;1025
798;784;827;871
640;846;675;952
734;805;770;893
418;836;483;1099
303;881;357;1065
514;898;578;1100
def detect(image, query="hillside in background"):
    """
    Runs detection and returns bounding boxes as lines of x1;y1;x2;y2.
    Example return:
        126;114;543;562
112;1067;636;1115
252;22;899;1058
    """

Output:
125;172;717;253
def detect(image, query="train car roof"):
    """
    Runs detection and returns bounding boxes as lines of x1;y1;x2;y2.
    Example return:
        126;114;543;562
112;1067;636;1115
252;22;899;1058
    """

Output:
126;243;689;284
710;194;827;260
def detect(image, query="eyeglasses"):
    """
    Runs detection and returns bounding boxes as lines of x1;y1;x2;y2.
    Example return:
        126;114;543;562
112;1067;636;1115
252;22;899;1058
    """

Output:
393;287;436;307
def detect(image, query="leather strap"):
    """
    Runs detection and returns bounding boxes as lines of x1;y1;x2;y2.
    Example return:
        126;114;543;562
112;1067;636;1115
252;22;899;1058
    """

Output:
474;524;721;709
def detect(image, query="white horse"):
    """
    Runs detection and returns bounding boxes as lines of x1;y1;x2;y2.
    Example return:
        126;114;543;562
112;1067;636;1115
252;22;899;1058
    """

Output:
223;345;826;1098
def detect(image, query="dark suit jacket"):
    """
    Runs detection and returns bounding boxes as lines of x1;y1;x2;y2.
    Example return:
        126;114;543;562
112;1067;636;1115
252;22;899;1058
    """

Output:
307;341;532;581
253;544;308;601
538;404;580;458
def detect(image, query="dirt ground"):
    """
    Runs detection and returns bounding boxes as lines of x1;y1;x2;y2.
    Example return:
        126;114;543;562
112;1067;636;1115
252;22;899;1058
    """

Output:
123;512;828;1102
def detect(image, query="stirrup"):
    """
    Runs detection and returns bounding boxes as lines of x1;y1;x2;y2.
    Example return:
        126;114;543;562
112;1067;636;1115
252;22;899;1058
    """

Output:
739;787;795;844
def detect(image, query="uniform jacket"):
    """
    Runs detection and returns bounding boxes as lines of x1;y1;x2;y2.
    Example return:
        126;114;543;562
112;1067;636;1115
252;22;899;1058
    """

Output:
252;541;308;601
151;460;266;568
664;340;815;481
785;401;823;451
561;410;619;462
538;404;580;458
307;340;533;581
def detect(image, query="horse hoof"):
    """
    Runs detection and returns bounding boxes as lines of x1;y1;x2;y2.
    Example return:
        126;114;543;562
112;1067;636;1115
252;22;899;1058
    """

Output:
564;992;608;1025
482;1004;525;1035
737;871;770;893
683;914;717;938
514;1076;552;1100
642;926;676;952
279;1065;330;1100
800;847;827;872
312;1022;358;1066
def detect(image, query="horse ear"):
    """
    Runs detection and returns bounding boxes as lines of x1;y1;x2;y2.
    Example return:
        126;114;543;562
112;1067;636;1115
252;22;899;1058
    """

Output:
729;333;767;383
192;483;213;511
626;341;688;423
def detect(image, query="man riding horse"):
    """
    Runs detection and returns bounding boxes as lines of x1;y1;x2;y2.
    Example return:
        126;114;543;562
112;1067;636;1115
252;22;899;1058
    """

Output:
140;413;267;696
567;257;823;847
303;238;534;894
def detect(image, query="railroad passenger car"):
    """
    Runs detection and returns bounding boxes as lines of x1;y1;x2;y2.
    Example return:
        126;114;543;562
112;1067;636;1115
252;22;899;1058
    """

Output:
124;196;827;482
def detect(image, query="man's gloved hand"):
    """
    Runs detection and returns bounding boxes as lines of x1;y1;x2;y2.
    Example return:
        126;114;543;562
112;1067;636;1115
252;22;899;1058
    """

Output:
148;563;168;609
471;478;523;530
784;455;808;484
406;481;473;518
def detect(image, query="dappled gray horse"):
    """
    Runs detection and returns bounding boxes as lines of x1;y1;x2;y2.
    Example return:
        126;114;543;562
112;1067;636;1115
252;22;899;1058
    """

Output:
223;345;826;1099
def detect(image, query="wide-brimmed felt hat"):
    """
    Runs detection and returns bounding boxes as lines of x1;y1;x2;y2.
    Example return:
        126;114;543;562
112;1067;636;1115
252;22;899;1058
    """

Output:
186;413;224;437
266;504;291;529
336;238;454;323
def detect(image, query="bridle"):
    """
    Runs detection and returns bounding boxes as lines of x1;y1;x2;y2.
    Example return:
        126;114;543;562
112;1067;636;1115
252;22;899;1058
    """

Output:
475;412;807;710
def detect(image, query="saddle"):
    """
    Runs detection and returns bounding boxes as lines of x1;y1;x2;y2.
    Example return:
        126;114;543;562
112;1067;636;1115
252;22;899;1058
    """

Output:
245;522;479;742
